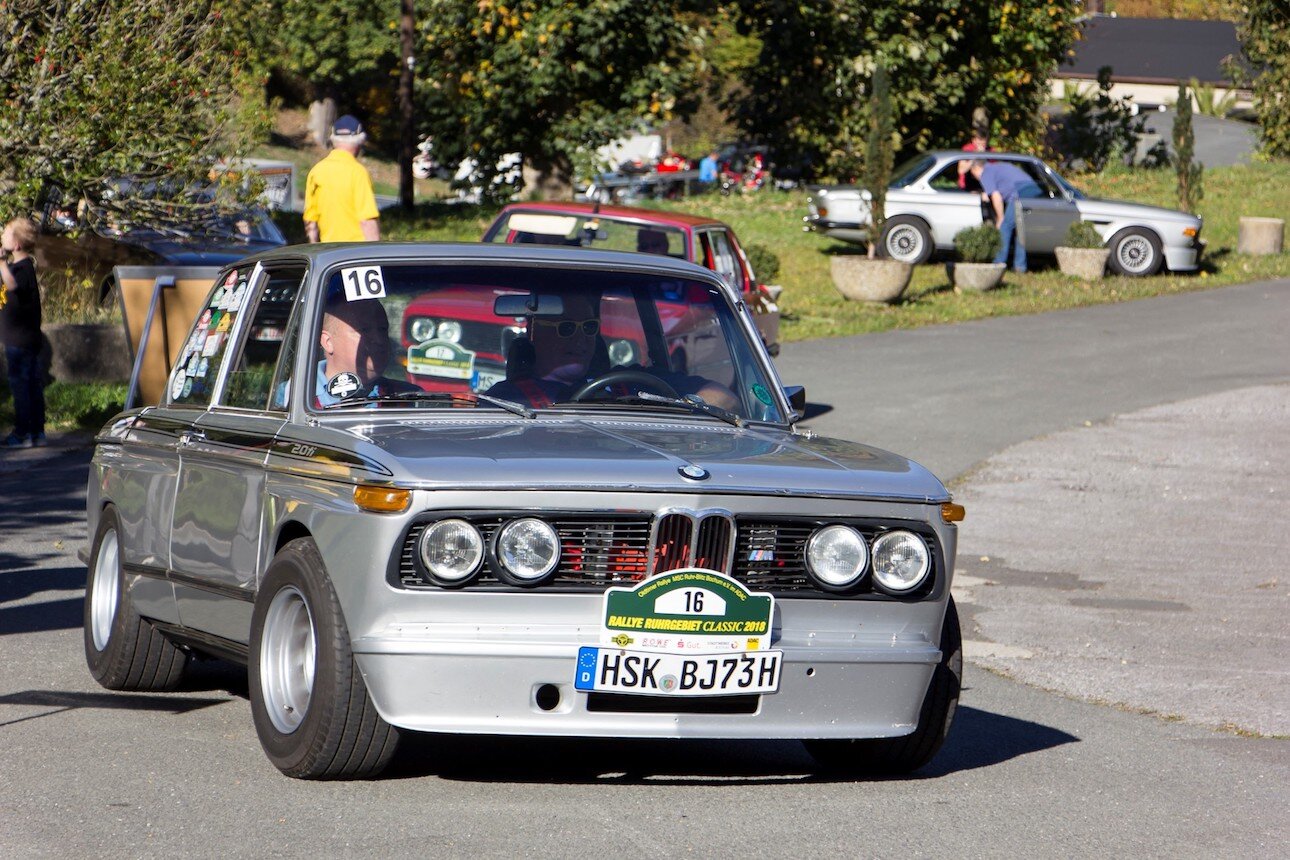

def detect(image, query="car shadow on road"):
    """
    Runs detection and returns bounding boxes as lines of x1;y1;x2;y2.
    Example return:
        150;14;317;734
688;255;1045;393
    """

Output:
0;688;229;729
382;702;1079;785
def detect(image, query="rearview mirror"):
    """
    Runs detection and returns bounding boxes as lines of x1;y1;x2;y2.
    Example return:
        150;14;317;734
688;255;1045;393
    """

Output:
494;293;564;318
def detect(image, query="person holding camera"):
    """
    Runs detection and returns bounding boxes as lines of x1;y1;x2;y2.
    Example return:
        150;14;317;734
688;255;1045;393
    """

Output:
1;218;46;448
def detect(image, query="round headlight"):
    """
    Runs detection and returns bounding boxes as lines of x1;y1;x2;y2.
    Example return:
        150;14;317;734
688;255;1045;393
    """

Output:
496;518;560;583
437;320;463;343
418;519;483;585
871;530;931;593
607;338;637;366
806;525;869;589
409;317;437;343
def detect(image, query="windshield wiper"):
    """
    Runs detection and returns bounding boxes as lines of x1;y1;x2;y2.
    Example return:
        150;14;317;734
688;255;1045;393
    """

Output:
625;391;745;427
334;388;535;418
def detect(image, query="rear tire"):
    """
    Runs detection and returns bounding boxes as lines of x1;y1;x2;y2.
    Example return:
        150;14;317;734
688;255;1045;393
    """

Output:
1107;227;1163;276
83;506;189;691
879;216;934;265
804;599;962;776
249;538;399;779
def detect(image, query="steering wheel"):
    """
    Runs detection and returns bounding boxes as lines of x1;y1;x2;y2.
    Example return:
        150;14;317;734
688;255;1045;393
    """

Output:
568;369;680;402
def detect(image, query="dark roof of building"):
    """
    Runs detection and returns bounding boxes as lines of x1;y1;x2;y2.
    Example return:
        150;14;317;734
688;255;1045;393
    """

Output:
1058;16;1244;85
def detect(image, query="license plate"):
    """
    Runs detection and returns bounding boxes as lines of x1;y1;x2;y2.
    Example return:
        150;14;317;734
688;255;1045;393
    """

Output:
472;369;505;391
574;647;782;697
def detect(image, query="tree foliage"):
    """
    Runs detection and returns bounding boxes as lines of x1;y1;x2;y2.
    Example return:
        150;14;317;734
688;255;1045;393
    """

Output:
1058;67;1146;173
725;0;1081;181
1237;1;1290;158
1173;84;1203;214
0;0;267;224
415;0;698;197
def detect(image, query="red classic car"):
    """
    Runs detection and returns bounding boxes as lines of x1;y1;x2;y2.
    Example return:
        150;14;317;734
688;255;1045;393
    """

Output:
481;202;780;354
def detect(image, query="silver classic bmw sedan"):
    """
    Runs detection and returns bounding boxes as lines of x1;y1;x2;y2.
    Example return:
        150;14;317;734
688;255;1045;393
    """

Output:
83;243;963;779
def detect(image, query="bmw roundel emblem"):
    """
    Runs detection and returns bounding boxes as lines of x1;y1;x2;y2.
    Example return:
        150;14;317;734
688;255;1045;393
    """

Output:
679;464;708;480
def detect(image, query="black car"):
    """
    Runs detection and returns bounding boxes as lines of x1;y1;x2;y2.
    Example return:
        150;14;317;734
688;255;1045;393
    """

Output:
33;195;286;303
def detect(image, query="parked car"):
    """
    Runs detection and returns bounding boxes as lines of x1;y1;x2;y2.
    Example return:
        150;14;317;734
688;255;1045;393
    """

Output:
481;202;780;354
33;195;286;303
82;242;962;779
804;150;1204;276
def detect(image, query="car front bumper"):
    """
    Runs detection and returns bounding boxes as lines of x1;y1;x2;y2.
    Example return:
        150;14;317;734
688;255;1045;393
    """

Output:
352;594;944;739
1164;238;1204;272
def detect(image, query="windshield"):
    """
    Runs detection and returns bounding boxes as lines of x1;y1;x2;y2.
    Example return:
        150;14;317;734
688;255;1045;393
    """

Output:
1047;167;1086;200
890;155;935;189
89;204;285;244
309;262;784;423
484;210;686;258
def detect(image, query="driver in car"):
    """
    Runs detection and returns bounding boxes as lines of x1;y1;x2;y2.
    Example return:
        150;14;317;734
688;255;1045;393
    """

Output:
486;291;738;411
315;293;419;406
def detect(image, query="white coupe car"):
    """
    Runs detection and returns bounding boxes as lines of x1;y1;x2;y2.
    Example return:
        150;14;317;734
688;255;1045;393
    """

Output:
804;151;1204;276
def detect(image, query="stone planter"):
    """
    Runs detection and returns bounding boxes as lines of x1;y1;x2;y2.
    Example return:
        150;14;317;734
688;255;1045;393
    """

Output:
1237;216;1284;256
1055;246;1111;280
830;256;913;303
946;261;1005;292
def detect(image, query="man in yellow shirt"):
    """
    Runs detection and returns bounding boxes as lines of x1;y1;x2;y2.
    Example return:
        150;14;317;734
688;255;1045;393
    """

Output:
303;115;381;243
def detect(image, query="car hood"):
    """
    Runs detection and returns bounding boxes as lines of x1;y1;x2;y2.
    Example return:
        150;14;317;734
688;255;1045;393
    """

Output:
343;417;949;502
1076;198;1200;225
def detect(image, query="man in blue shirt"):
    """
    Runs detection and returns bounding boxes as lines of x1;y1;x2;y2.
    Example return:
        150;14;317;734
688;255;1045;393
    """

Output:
698;150;720;188
969;160;1043;272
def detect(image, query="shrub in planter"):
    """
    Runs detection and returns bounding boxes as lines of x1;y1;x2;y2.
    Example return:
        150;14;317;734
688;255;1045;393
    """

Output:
953;224;1002;263
1056;221;1111;280
947;224;1005;291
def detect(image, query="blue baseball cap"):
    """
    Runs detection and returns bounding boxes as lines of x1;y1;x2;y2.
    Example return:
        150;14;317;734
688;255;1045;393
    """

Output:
332;115;366;140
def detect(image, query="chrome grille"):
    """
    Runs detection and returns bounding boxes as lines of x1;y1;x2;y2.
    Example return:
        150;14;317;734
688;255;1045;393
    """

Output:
395;513;935;597
652;512;694;572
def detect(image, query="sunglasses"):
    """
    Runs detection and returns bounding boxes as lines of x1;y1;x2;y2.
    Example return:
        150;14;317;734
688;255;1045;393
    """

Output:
533;318;600;338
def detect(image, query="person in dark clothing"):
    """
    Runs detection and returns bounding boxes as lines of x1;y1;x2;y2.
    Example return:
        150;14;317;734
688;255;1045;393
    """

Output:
1;218;46;447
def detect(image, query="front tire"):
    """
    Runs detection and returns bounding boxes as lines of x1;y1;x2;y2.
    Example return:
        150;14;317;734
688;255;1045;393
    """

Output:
83;506;189;690
879;216;934;265
249;538;399;779
1107;227;1163;276
804;599;962;776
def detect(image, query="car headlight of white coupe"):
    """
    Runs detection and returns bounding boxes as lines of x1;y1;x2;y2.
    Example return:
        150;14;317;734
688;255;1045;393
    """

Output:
496;518;560;583
419;518;483;584
871;530;931;593
805;524;869;589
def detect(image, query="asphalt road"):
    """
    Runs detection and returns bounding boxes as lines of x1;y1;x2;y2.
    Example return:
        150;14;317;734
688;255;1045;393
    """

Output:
3;280;1288;857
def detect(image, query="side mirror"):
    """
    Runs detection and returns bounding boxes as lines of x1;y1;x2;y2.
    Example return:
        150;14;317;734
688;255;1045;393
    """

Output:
494;293;564;318
783;385;806;418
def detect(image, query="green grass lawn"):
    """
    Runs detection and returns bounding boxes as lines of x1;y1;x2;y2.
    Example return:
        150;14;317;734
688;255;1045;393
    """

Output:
349;160;1290;343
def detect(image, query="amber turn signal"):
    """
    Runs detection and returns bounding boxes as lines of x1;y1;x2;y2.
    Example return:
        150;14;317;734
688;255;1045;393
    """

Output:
941;503;966;523
1182;227;1198;237
354;485;411;513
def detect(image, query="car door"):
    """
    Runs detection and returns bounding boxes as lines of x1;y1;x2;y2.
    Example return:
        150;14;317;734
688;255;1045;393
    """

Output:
1017;161;1079;254
168;262;306;643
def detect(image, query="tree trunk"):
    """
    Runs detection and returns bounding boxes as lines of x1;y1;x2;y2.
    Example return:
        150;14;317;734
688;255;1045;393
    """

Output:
398;0;415;212
308;98;337;149
521;156;575;201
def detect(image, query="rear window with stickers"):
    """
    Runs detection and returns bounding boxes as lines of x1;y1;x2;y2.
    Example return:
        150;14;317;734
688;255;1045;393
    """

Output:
169;267;253;407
